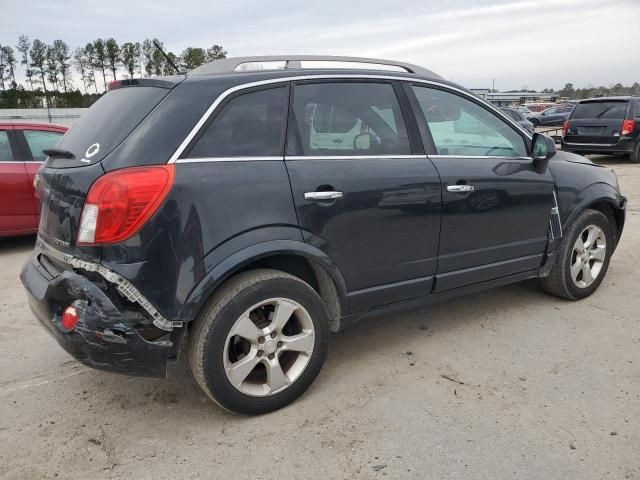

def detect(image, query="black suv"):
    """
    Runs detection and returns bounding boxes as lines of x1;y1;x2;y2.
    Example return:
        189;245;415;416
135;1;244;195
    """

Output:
21;56;626;414
562;96;640;162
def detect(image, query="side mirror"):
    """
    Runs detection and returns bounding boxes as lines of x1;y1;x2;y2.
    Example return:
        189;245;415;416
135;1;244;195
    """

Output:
531;133;556;172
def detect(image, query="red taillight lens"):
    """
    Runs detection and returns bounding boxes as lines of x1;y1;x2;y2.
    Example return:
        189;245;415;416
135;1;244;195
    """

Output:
62;305;79;331
562;120;569;136
621;119;635;136
77;165;174;245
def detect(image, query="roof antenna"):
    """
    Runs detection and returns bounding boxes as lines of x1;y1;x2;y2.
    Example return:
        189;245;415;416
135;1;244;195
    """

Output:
153;40;182;74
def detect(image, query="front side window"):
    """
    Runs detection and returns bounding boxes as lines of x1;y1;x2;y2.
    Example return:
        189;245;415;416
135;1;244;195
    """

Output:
0;131;13;162
413;86;527;157
186;86;287;158
288;82;411;156
23;130;64;161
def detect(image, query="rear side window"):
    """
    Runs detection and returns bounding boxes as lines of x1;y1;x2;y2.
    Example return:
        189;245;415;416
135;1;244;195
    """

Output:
23;130;64;161
572;101;629;120
287;82;411;156
0;131;13;161
186;86;288;158
55;86;168;164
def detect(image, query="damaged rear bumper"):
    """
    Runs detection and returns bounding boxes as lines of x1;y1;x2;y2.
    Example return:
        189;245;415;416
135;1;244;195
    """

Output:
20;250;176;377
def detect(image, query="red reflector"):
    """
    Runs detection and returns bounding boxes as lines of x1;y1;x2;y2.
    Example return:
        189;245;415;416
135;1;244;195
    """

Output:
77;165;175;246
621;119;635;136
62;305;79;331
562;120;569;136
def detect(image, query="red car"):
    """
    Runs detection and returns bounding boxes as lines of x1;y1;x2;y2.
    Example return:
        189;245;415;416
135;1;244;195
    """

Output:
0;122;67;237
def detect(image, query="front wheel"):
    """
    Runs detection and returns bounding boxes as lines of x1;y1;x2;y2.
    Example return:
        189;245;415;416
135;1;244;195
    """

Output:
189;269;329;415
540;209;613;300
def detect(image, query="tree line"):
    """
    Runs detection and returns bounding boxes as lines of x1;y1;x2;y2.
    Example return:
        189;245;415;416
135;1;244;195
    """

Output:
0;36;227;108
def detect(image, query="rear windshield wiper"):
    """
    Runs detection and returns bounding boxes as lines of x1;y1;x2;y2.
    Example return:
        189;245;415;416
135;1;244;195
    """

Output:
43;148;75;159
595;106;615;118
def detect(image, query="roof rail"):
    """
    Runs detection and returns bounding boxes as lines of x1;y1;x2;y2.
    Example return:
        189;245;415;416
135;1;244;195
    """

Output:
189;55;441;78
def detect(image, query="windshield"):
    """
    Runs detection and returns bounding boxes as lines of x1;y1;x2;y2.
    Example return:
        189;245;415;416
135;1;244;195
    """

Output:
572;101;629;120
53;86;169;165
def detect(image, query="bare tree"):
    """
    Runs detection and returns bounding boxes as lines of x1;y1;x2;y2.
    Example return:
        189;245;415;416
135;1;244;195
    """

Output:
93;39;108;91
29;39;49;104
73;47;89;93
45;46;59;91
105;38;120;81
16;35;34;91
121;42;141;78
53;39;71;93
1;46;17;88
84;43;98;93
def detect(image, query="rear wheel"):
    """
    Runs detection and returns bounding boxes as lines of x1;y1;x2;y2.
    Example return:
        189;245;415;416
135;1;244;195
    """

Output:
189;269;329;415
540;209;613;300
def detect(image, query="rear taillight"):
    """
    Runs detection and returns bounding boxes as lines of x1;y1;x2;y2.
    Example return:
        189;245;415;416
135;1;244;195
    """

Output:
621;119;635;136
562;120;569;136
77;165;174;245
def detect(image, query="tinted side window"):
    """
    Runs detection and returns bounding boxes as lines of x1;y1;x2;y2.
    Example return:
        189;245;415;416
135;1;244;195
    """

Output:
412;86;527;157
0;131;13;162
23;130;64;161
288;82;411;156
187;86;287;158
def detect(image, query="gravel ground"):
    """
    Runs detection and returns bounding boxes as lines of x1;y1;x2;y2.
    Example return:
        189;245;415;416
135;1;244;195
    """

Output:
0;155;638;480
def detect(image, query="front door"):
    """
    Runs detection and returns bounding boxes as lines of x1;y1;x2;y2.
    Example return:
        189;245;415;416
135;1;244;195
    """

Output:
285;80;442;312
409;84;555;292
0;128;38;235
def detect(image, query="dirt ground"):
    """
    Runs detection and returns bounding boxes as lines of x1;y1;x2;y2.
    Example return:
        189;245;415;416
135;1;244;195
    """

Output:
0;155;638;480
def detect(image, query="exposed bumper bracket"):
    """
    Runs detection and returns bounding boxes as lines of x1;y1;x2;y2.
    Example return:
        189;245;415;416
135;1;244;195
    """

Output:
40;240;182;331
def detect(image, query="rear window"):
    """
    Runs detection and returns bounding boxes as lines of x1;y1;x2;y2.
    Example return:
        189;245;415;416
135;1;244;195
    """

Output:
54;86;169;165
572;101;628;120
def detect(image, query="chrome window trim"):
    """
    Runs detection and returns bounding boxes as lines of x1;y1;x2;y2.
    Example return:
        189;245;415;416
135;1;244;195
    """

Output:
176;156;284;164
285;154;427;161
429;155;533;160
167;74;532;164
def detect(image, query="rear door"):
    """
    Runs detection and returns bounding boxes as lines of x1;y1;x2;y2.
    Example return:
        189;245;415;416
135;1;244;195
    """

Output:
409;84;555;291
0;127;37;234
565;100;630;146
285;80;441;312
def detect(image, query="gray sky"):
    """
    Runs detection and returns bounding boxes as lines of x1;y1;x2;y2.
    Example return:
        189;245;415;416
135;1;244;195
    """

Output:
2;0;639;90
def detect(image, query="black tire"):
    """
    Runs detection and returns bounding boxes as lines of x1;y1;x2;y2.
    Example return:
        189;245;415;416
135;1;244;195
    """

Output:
630;142;640;163
540;209;613;300
531;118;539;127
188;269;329;415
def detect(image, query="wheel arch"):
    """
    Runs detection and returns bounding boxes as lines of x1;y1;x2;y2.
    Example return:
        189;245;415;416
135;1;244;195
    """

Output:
180;240;348;332
562;185;625;250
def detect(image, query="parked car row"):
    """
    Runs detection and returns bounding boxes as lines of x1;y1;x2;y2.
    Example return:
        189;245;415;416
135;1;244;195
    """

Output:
0;122;67;237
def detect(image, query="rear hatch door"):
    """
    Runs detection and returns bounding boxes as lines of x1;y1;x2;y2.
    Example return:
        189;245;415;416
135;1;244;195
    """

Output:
565;100;629;145
37;80;178;260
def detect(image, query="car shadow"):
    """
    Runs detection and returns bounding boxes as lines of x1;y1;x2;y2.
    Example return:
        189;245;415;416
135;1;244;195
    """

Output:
0;235;36;253
586;153;632;166
70;278;558;420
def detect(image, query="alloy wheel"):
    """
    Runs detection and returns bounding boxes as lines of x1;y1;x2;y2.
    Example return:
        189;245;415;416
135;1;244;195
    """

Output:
223;298;315;397
570;224;607;288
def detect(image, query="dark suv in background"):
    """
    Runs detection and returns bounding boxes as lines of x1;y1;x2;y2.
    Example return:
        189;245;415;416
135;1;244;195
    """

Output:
21;56;626;414
562;96;640;162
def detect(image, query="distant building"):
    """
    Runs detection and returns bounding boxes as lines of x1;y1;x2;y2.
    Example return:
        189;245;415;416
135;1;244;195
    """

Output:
470;89;559;107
